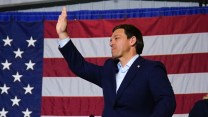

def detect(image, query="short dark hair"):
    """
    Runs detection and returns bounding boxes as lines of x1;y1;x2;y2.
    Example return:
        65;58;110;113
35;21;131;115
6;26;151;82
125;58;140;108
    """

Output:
112;24;144;55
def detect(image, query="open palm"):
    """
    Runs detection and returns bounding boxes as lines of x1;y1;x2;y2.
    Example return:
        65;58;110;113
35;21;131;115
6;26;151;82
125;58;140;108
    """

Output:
56;7;68;39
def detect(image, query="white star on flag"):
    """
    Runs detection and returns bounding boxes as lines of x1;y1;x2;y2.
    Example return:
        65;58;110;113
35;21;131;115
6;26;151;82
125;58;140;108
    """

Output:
25;60;35;70
23;84;34;94
0;84;10;94
12;72;23;82
26;36;37;47
11;96;21;106
3;36;13;46
22;108;32;117
13;48;24;58
0;108;8;117
1;59;12;70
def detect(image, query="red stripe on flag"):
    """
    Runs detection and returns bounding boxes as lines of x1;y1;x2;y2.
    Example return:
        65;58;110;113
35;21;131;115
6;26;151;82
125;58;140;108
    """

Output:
43;53;208;77
44;14;208;38
174;93;207;114
41;96;104;116
43;57;106;77
43;58;76;77
144;53;208;74
41;93;207;116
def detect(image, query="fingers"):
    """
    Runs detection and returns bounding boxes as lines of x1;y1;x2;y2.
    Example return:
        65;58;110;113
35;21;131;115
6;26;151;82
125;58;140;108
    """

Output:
58;6;67;22
58;7;67;22
56;6;69;39
61;6;67;17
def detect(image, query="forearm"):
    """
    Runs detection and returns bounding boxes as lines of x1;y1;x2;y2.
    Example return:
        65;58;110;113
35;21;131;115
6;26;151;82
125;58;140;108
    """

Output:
59;40;87;75
59;40;102;87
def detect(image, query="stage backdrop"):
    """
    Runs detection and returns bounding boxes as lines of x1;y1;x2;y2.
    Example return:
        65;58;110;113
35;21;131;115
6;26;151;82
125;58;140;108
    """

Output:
0;6;208;117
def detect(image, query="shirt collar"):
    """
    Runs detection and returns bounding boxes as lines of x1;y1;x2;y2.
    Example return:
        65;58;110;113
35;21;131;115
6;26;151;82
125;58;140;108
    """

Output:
117;54;139;72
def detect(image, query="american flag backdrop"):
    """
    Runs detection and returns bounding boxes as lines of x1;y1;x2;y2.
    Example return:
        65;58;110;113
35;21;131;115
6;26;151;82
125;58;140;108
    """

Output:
1;7;208;117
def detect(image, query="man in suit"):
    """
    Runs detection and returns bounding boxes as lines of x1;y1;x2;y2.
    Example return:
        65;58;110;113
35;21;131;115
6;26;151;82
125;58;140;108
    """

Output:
56;7;176;117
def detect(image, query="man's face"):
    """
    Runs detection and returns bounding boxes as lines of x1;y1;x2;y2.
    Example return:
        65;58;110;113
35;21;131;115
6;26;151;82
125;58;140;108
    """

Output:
110;29;131;59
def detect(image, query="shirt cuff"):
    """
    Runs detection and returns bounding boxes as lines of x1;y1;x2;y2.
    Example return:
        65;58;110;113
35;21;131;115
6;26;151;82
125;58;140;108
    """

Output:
58;37;70;48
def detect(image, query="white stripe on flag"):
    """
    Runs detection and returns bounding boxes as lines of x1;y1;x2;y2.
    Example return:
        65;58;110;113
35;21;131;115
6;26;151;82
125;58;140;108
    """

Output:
169;73;208;94
44;33;208;58
172;114;189;117
42;77;102;96
42;73;208;96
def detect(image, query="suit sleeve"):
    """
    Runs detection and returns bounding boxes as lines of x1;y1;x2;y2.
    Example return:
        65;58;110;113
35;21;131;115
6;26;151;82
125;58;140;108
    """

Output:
148;62;176;117
59;40;102;87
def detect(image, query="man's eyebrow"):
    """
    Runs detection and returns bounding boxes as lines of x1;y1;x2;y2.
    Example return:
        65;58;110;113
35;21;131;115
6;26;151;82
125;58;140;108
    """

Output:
112;35;119;37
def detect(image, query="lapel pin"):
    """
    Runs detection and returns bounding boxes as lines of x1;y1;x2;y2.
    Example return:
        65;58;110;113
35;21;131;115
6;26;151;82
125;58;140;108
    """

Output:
137;65;140;68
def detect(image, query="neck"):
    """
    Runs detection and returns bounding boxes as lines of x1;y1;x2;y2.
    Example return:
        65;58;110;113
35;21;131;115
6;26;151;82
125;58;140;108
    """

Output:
119;53;137;67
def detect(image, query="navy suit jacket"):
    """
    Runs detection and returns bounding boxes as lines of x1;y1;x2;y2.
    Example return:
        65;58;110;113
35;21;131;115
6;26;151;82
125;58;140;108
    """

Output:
59;40;176;117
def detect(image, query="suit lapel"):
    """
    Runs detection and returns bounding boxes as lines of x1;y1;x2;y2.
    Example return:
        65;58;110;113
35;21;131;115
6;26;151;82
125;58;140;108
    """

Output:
115;56;144;100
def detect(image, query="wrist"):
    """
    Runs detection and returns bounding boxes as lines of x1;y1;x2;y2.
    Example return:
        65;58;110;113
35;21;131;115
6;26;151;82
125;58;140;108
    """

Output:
58;32;69;39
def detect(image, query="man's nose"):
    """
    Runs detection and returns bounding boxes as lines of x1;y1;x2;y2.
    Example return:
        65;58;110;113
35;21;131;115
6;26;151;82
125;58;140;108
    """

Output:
109;40;113;47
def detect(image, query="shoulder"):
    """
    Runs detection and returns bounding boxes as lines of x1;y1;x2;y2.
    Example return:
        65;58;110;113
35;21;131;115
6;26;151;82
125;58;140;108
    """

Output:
141;57;166;69
136;57;168;76
189;99;208;116
190;99;208;112
193;99;208;107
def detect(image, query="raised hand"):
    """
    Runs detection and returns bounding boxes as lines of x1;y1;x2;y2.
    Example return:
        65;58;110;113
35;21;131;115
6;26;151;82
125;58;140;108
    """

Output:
56;6;69;39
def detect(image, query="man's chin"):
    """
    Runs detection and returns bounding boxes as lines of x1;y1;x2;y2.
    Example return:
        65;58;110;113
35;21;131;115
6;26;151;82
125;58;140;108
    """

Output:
111;55;120;60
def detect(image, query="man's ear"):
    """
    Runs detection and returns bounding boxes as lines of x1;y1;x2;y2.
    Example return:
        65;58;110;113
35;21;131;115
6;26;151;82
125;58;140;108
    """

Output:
130;36;137;46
